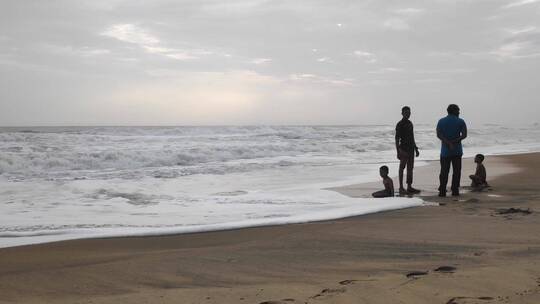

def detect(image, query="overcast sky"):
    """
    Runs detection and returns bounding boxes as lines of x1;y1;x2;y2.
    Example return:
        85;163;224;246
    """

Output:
1;0;539;126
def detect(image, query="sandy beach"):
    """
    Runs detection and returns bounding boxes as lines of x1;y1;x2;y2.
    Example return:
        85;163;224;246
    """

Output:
1;152;539;304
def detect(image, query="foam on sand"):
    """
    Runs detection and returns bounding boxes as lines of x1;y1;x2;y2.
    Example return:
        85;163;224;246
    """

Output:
1;125;539;248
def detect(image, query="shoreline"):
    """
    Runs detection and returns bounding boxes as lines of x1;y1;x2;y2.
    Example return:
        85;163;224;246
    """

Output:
0;152;524;250
1;152;539;303
0;152;523;250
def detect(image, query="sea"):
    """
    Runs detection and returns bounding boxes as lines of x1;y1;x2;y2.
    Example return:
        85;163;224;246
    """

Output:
1;124;539;248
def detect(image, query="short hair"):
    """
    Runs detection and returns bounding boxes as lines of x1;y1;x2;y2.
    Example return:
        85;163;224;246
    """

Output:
447;104;460;114
380;165;389;172
475;154;485;161
402;106;410;112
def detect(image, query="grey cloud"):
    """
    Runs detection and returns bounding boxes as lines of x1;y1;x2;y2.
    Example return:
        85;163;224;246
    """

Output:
1;0;539;125
502;0;540;9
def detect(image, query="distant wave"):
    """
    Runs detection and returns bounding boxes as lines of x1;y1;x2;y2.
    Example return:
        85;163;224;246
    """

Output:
1;125;540;180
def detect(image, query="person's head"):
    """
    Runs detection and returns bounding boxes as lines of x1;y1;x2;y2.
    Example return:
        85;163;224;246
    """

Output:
447;104;460;116
379;165;389;178
474;154;485;164
401;106;411;120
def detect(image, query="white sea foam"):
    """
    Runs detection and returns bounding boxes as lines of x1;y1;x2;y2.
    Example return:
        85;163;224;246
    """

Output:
1;125;539;248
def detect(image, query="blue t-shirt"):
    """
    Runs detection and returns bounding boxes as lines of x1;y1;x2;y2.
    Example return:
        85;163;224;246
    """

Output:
437;115;466;157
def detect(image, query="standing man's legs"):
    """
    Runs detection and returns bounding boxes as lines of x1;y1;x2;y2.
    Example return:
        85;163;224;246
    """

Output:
439;156;451;196
398;150;409;192
451;156;462;195
406;152;414;189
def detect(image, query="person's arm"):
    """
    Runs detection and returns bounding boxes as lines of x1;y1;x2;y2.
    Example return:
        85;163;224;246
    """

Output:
448;121;468;144
412;124;420;157
395;124;401;159
436;125;455;150
457;122;467;143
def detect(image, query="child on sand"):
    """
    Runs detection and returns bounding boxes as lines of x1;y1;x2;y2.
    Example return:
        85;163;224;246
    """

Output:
372;166;395;198
469;154;489;191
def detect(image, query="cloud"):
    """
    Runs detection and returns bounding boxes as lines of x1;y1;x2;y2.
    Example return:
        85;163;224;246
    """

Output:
368;67;403;74
490;26;540;60
504;26;538;36
393;8;425;15
414;68;475;74
44;45;111;57
383;7;425;31
316;57;332;63
413;78;448;84
490;41;540;59
101;24;159;46
165;52;198;60
251;58;272;65
101;24;198;60
383;18;410;31
502;0;540;8
289;73;354;86
353;50;377;63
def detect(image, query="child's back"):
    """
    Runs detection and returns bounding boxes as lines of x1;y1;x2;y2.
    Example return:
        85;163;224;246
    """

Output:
475;163;486;184
383;176;395;196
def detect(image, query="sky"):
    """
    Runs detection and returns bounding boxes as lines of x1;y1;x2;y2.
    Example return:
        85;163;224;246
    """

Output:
1;0;539;126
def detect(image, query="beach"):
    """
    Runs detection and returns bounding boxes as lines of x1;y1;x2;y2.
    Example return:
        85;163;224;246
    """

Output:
1;152;539;304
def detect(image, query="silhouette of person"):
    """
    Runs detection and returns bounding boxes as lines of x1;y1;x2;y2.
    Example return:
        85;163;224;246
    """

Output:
470;154;489;191
372;166;395;198
395;106;420;195
437;104;467;197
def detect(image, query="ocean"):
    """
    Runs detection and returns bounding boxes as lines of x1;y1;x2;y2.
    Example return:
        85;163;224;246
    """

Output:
1;124;539;248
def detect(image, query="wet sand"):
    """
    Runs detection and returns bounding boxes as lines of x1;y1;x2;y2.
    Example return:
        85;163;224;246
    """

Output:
1;153;539;304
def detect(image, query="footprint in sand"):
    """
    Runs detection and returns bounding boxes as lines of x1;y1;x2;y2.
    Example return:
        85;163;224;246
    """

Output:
434;266;457;273
259;299;295;304
339;279;358;285
406;271;429;278
496;208;532;215
310;288;346;299
446;296;493;304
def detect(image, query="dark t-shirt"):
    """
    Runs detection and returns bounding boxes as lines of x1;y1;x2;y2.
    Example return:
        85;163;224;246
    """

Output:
395;119;416;151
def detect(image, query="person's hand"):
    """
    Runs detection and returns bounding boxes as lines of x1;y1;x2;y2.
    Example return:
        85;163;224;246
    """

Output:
415;149;420;157
397;152;401;160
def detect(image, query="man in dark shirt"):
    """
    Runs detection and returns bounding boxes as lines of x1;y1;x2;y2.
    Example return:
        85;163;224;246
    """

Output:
437;104;467;197
395;106;420;194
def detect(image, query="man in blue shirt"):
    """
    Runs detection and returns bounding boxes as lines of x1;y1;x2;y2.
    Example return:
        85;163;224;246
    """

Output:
436;104;467;197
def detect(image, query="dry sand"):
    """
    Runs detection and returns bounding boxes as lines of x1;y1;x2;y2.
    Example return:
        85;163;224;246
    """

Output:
1;153;539;304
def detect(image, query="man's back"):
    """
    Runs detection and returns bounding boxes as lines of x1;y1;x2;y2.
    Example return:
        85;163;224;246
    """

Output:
437;115;466;157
